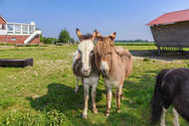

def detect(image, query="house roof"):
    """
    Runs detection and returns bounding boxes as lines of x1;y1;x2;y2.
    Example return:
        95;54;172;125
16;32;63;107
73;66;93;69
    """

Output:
147;9;189;26
0;16;7;24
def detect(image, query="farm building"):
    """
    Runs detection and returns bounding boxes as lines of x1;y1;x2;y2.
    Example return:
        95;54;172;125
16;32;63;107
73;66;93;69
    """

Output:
147;9;189;53
0;16;41;44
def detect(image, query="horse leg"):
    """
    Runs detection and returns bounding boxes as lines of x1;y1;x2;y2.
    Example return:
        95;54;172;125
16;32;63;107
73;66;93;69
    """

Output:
160;108;167;126
173;108;180;126
74;77;80;93
116;86;123;113
105;87;112;117
82;83;89;119
120;89;123;100
91;84;98;114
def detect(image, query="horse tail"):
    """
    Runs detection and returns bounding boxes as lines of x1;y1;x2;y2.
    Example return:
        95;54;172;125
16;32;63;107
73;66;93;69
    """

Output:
128;54;133;75
151;69;170;124
125;51;133;78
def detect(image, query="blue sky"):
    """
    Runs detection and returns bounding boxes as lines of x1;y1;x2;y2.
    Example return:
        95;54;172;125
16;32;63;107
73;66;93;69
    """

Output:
0;0;189;40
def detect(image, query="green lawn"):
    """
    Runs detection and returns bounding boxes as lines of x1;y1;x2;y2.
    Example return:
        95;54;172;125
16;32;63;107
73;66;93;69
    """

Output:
0;45;188;126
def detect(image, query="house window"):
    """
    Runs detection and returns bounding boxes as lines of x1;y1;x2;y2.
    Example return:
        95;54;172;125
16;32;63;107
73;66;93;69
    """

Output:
22;25;28;34
7;24;14;33
0;24;5;30
15;24;21;34
2;24;5;30
29;25;35;34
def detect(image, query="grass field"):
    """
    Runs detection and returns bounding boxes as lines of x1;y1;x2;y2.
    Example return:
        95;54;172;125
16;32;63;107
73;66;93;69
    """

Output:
0;44;188;126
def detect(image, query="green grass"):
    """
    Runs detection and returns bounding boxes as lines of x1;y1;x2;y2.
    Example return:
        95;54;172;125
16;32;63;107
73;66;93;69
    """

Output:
0;44;188;125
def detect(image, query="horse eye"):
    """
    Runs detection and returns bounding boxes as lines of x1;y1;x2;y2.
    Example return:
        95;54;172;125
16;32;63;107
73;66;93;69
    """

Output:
107;52;112;55
78;50;82;54
90;51;94;55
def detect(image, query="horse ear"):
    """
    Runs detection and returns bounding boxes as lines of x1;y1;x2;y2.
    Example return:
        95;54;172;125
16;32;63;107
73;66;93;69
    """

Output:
76;28;82;40
91;30;96;40
96;30;102;38
92;29;101;42
93;29;102;38
109;32;116;40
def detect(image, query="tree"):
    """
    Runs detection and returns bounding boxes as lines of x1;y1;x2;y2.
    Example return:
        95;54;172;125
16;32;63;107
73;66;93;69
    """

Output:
70;38;75;43
58;29;72;43
40;34;45;42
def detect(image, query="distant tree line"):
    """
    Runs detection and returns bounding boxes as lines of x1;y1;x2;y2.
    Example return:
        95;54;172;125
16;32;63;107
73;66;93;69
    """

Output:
40;29;75;44
40;30;153;44
115;39;153;43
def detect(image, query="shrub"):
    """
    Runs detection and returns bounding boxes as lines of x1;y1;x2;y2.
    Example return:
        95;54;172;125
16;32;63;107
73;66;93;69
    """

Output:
40;35;57;44
143;58;150;62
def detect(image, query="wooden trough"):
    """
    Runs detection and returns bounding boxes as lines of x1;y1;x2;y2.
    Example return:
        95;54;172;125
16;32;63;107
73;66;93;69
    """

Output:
0;58;33;67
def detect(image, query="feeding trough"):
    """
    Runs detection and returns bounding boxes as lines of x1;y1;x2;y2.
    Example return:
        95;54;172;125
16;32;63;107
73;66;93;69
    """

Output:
0;58;33;67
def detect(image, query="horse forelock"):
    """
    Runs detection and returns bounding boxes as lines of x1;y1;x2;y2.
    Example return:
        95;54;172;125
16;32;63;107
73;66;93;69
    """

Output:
96;38;114;56
79;34;93;41
78;39;94;55
95;37;115;76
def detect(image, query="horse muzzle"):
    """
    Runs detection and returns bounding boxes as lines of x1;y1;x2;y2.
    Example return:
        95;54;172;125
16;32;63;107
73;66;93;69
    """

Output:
101;69;109;77
82;68;91;77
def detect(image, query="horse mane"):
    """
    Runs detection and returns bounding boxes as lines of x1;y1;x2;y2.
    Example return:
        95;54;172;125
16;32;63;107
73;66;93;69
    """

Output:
95;37;131;60
80;33;93;40
95;37;114;55
95;36;133;78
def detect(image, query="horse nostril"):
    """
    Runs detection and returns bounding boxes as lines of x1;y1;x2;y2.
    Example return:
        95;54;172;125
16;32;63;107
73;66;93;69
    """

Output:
83;68;90;73
101;69;106;75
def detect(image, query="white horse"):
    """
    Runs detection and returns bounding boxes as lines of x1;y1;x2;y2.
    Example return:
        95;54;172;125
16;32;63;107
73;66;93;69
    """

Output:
72;28;100;119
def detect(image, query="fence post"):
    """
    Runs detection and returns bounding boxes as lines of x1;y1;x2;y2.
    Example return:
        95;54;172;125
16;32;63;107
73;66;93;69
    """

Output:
157;46;161;56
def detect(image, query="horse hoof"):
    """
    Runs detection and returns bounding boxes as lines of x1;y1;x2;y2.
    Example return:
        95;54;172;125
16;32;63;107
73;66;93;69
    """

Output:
120;95;124;100
82;114;88;119
117;109;121;113
93;109;98;114
105;112;110;117
74;88;79;94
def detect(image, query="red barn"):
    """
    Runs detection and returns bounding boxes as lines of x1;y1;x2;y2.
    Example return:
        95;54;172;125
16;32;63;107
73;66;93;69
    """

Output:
0;16;41;45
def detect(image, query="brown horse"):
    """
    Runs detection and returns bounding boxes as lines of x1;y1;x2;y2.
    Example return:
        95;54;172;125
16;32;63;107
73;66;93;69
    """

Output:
94;30;133;116
72;28;100;119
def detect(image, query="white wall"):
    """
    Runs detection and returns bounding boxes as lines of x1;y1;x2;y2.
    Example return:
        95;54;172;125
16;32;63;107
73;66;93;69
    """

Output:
0;29;7;35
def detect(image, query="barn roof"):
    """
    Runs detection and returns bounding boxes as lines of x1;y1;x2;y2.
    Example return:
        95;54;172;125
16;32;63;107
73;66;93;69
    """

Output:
147;9;189;26
0;16;7;24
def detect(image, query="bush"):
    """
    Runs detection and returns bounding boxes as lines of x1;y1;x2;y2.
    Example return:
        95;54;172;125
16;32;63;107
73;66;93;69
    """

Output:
143;58;150;62
44;38;57;44
40;35;57;44
40;29;75;44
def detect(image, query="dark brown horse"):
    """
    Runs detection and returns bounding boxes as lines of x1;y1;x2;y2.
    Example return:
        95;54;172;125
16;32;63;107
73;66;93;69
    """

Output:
72;28;100;119
151;68;189;126
94;30;133;116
